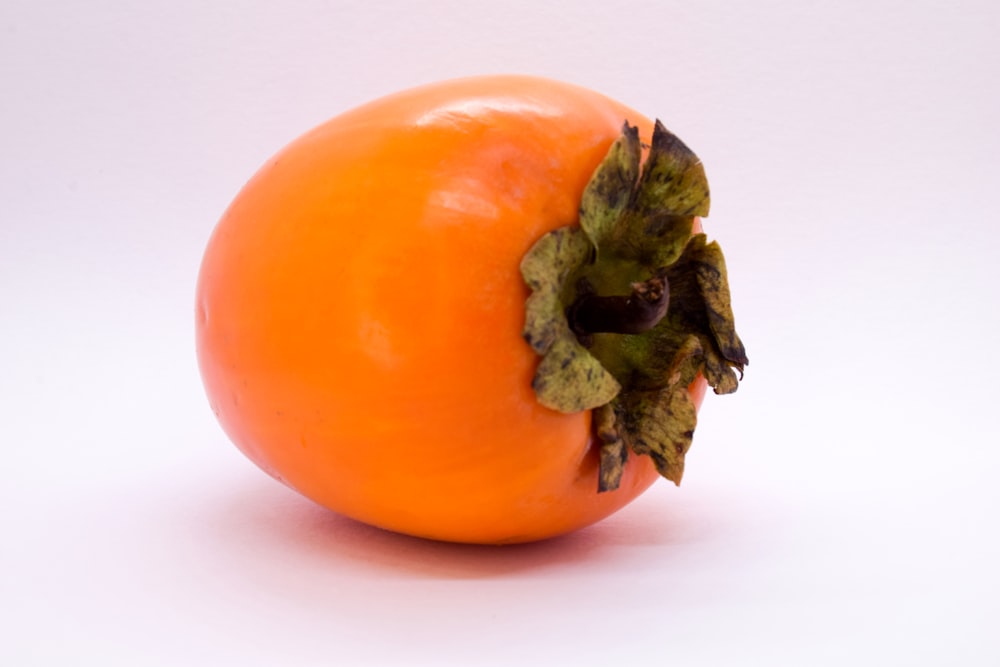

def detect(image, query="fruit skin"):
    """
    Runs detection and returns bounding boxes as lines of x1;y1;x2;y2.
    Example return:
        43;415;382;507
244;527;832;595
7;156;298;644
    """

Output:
196;75;707;544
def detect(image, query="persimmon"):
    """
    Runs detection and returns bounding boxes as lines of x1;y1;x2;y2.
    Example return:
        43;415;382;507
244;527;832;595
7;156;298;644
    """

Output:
196;75;746;544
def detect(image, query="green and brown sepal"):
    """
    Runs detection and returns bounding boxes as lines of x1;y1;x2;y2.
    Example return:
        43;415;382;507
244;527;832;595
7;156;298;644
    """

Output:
521;119;747;492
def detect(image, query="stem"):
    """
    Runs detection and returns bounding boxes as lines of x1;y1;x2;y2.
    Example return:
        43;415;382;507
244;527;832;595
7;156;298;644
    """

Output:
567;271;670;341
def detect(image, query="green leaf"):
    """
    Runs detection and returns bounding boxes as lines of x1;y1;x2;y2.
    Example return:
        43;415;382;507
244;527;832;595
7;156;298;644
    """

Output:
594;402;627;493
520;226;590;292
520;227;591;354
521;224;622;413
662;234;748;386
579;122;641;253
692;241;749;369
531;335;621;413
702;347;740;395
664;334;705;389
598;120;703;270
631;120;710;218
643;212;695;268
621;388;697;485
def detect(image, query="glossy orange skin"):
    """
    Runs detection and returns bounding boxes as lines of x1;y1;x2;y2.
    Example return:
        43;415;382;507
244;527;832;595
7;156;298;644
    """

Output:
196;76;707;544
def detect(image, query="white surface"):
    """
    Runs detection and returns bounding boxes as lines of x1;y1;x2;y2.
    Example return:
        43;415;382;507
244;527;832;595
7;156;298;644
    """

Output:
3;0;999;664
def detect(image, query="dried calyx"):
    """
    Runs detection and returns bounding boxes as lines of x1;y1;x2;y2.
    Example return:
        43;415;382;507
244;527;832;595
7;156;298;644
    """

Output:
521;120;748;492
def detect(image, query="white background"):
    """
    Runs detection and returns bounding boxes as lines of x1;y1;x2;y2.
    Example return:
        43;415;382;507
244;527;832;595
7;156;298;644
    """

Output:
3;0;999;664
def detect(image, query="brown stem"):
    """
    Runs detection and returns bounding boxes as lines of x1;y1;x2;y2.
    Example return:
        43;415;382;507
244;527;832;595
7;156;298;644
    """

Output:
567;270;670;341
